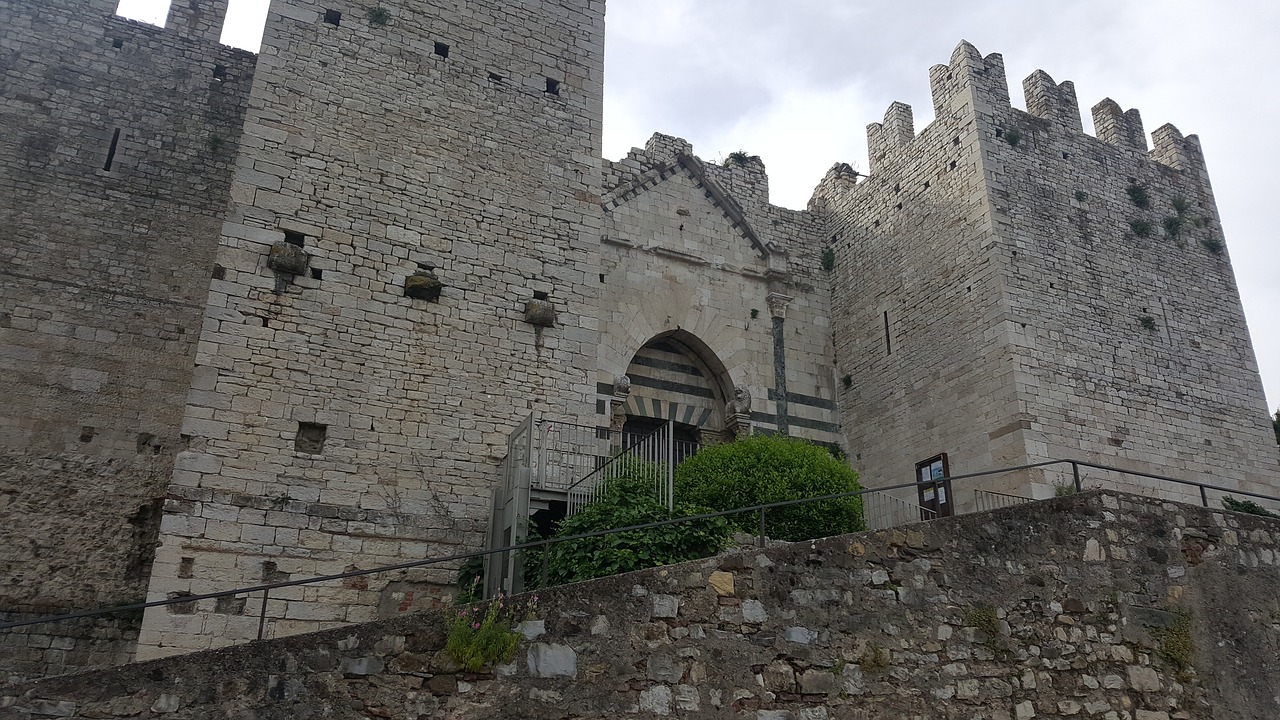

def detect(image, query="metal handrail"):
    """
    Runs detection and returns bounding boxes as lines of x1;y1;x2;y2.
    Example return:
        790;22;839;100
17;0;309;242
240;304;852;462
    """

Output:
3;457;1278;634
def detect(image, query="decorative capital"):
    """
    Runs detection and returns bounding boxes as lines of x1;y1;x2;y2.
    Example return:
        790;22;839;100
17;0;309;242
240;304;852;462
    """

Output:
765;292;793;319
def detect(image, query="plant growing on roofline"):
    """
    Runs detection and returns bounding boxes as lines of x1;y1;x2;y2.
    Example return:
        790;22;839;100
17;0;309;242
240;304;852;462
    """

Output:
724;150;760;167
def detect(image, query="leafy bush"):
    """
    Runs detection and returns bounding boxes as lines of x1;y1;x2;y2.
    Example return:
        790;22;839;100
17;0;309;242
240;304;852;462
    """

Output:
1221;496;1279;519
534;465;732;587
675;434;864;541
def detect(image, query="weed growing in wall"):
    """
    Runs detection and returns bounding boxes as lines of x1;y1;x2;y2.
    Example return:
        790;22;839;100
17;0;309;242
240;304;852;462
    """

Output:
1151;609;1194;674
1004;128;1021;148
446;594;537;671
1139;316;1158;332
366;6;391;26
1129;219;1154;238
1073;189;1088;202
724;150;759;167
859;642;890;672
1126;183;1151;210
453;556;484;605
1163;215;1185;247
1221;496;1279;519
821;247;835;271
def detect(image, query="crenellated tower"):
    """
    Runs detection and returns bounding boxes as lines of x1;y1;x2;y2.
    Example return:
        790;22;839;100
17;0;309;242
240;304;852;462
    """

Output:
815;41;1278;507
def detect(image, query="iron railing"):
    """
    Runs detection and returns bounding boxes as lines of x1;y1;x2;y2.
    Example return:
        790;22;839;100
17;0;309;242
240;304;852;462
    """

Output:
564;422;676;515
4;458;1279;645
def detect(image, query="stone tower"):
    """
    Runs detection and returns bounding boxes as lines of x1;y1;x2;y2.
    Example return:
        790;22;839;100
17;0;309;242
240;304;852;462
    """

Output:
129;0;606;658
812;42;1278;506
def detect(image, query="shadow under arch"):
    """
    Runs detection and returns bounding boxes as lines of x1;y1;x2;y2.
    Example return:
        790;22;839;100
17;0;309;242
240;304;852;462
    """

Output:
614;329;744;444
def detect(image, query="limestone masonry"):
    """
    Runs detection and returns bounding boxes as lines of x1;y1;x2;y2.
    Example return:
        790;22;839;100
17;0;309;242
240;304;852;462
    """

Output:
1;0;1277;682
6;492;1280;718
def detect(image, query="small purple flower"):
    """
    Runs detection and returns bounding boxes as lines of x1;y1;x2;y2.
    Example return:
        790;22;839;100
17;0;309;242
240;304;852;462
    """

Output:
472;622;481;629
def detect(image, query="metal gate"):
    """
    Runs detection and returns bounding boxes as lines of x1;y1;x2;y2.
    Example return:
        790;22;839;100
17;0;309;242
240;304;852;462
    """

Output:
483;412;533;598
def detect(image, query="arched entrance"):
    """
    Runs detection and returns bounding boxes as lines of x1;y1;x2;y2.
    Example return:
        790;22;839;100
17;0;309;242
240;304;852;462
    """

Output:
610;331;747;447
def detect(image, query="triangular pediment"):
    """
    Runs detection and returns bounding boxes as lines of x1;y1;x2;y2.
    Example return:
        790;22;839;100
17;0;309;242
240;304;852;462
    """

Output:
602;153;779;261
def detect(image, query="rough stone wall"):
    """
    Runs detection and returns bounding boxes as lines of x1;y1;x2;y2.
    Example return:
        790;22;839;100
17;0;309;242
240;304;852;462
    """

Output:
7;491;1280;719
136;0;606;660
814;42;1279;503
598;136;838;447
0;0;254;681
989;78;1279;500
812;44;1020;498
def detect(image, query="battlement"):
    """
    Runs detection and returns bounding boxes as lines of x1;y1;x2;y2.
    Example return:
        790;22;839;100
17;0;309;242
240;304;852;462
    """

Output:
929;41;1011;119
1023;70;1082;133
855;42;1211;178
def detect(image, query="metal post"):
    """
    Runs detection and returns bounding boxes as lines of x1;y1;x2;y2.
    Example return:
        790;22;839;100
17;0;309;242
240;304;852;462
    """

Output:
666;421;674;511
1071;462;1082;493
257;589;269;640
758;507;766;547
1199;485;1208;507
540;539;550;589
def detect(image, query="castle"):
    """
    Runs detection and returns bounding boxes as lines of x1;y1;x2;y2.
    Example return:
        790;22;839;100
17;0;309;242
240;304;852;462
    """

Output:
1;0;1276;681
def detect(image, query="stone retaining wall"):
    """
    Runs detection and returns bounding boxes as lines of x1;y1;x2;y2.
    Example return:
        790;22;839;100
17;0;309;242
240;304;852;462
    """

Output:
5;490;1278;718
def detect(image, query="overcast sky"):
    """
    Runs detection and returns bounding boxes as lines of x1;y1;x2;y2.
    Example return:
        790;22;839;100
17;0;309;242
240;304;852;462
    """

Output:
120;0;1278;414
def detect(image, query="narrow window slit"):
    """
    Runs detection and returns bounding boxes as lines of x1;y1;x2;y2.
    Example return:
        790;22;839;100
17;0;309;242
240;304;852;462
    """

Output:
883;311;892;355
323;9;341;25
103;128;121;171
310;268;323;280
112;38;124;49
433;42;449;58
213;64;227;80
283;230;305;247
488;72;504;83
545;78;560;95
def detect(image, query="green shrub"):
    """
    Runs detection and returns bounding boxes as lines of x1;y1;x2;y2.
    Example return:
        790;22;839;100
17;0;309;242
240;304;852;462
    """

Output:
534;464;731;587
675;434;864;541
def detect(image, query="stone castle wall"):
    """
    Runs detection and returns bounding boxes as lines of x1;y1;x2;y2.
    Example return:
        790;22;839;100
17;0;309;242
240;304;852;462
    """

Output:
0;0;254;680
812;45;1021;499
134;0;608;660
988;78;1279;501
814;42;1279;504
7;491;1280;719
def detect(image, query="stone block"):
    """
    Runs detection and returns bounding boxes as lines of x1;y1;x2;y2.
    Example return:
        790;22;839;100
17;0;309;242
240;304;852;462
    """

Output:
527;643;576;678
